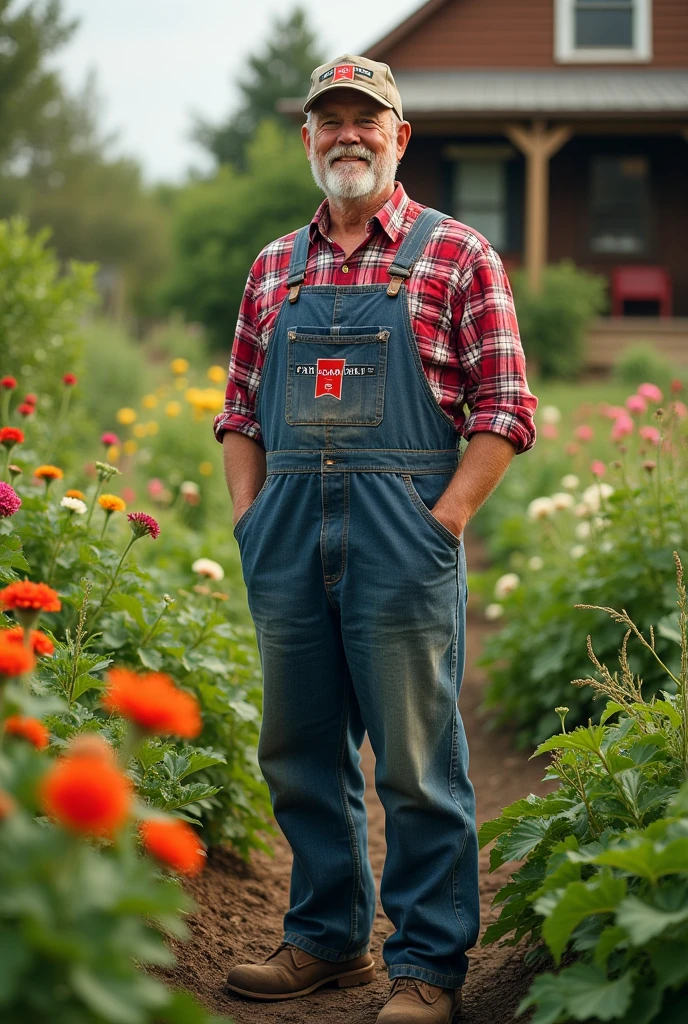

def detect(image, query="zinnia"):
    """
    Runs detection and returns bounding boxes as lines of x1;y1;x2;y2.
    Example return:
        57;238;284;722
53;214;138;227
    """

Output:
639;425;661;446
191;557;224;581
101;432;120;447
494;573;520;600
637;382;663;403
0;482;21;517
60;496;87;515
33;464;64;481
18;403;34;417
0;377;17;390
127;511;160;540
62;373;77;386
0;581;61;614
0;426;24;449
140;818;206;875
98;494;127;513
625;394;647;415
2;625;54;657
23;393;37;405
0;634;35;677
103;668;202;738
611;414;633;442
40;751;132;838
65;488;86;501
4;715;50;750
574;425;594;442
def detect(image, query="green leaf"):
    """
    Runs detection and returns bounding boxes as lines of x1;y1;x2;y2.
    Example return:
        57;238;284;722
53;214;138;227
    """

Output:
0;927;30;1004
179;750;227;779
137;646;163;670
650;940;688;988
533;725;606;759
72;673;105;700
498;817;551;861
617;895;688;945
70;965;167;1024
539;872;627;962
516;972;568;1024
565;964;634;1022
593;925;627;967
601;701;625;725
594;838;688;883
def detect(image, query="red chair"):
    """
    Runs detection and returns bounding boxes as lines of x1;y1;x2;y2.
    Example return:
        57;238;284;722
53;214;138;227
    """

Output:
611;266;673;317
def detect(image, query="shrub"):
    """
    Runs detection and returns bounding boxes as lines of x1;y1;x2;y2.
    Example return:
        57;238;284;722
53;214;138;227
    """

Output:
614;343;677;394
511;261;608;379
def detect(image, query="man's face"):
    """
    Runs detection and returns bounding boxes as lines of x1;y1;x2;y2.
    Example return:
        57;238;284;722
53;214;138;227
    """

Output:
302;90;410;202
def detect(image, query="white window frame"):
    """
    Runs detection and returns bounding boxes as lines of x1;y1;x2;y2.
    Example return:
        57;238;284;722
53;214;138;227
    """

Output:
554;0;653;63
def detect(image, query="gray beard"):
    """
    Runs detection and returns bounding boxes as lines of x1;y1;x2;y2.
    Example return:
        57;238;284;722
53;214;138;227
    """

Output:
309;144;398;200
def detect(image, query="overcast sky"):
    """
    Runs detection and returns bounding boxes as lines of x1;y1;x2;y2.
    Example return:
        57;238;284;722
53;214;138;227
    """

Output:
53;0;422;184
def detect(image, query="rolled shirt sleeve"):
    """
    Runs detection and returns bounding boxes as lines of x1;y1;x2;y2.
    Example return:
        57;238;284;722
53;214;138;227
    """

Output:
213;265;265;445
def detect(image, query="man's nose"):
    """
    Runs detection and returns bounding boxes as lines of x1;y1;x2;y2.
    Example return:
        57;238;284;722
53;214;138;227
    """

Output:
337;124;361;145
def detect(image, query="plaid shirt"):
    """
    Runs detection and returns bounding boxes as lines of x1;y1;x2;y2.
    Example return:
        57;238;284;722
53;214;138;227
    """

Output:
213;183;537;453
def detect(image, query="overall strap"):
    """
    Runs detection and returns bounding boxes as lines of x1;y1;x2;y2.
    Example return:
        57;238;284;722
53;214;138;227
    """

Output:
387;207;448;297
286;225;311;304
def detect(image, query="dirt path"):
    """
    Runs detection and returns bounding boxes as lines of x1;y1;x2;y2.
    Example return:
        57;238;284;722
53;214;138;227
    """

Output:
161;533;551;1022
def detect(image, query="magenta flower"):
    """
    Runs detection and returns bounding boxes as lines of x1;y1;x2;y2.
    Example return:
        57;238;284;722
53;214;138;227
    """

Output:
0;482;21;517
591;460;606;478
101;432;121;447
574;424;594;442
127;511;160;540
639;425;661;446
637;383;663;403
611;413;634;442
625;394;647;415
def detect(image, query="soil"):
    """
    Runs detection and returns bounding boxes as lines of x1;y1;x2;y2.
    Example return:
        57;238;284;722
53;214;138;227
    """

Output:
159;533;553;1023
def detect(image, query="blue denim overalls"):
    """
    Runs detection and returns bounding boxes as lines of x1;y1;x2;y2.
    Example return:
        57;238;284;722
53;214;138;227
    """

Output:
234;207;479;989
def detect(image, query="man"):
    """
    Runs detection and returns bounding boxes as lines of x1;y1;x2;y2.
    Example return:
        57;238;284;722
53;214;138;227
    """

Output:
215;54;537;1024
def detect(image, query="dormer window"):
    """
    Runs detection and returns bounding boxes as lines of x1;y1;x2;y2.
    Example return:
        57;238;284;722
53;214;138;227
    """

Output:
555;0;652;62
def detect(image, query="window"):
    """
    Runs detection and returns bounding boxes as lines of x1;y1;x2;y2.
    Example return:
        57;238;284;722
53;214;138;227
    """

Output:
452;160;508;250
589;155;650;255
555;0;652;62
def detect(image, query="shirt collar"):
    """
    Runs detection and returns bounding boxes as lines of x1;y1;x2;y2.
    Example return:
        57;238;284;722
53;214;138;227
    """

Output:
309;182;410;245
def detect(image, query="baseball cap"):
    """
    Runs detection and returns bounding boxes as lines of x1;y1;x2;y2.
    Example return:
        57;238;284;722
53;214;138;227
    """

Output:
303;54;404;120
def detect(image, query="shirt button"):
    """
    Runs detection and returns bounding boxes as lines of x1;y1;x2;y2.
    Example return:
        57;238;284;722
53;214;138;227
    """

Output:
342;264;349;274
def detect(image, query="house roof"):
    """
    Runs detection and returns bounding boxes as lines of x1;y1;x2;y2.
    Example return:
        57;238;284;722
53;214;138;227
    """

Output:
363;0;452;61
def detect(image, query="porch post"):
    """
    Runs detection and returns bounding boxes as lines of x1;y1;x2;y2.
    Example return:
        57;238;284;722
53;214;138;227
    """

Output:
505;121;572;292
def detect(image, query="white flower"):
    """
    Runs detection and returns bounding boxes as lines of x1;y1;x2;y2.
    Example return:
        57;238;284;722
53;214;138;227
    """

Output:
541;405;561;424
527;496;555;520
528;556;544;571
561;474;580;491
60;496;87;515
593;516;610;531
570;545;587;559
581;483;614;513
600;540;614;553
485;603;504;621
551;492;575;511
574;502;592;518
575;521;591;539
191;557;224;581
180;480;200;497
494;573;520;600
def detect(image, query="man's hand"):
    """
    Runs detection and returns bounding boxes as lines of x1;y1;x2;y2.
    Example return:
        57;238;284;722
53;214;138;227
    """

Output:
222;432;267;528
430;432;517;538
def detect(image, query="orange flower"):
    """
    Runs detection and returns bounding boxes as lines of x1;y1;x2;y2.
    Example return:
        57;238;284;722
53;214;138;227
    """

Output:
65;489;86;501
33;465;64;481
4;715;50;750
98;494;126;513
0;789;16;820
40;751;132;838
103;668;202;739
140;818;206;875
66;733;118;763
2;626;54;657
0;634;35;677
0;581;61;614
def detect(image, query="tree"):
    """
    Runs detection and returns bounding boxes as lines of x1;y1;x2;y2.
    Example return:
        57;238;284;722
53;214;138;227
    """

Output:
162;120;322;349
193;6;322;169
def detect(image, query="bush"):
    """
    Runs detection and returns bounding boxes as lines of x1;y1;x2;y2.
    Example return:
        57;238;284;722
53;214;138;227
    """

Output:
511;261;608;379
614;343;678;394
480;571;688;1023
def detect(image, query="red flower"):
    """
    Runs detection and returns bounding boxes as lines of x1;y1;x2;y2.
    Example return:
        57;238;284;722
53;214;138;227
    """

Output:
18;403;34;417
23;393;37;405
127;511;160;540
103;668;202;739
0;427;24;449
1;377;17;390
66;734;118;763
4;715;50;750
140;818;206;875
0;634;35;677
671;379;683;394
40;750;132;838
101;432;121;447
0;581;61;614
62;373;77;386
2;626;54;657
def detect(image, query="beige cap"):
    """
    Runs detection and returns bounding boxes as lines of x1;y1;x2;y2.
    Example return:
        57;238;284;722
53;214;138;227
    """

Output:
303;54;403;120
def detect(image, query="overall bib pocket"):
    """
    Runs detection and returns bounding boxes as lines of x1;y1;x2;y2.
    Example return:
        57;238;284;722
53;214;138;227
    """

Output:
401;473;462;548
285;326;389;426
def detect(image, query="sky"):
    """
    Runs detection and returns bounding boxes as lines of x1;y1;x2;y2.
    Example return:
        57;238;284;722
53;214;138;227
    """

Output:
53;0;423;184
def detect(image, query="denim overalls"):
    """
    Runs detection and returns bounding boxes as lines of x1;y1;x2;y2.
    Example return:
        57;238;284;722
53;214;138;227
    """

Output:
233;207;479;989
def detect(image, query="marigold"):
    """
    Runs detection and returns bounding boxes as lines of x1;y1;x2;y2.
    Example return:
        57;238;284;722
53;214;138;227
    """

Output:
0;634;35;676
0;581;61;614
3;625;54;657
0;426;24;448
65;488;86;501
165;401;181;417
207;364;226;384
4;715;50;750
33;464;64;481
170;358;189;375
140;818;206;875
103;668;202;738
40;752;132;838
98;494;126;513
116;407;137;425
0;789;16;820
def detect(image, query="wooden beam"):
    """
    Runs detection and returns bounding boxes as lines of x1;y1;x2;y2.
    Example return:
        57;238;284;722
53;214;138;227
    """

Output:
505;121;572;292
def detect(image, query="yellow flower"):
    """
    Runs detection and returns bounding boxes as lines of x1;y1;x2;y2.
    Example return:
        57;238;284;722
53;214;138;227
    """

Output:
142;394;159;409
146;421;159;436
185;387;203;406
133;423;147;439
165;401;181;418
199;461;213;477
174;377;187;391
98;494;126;513
116;407;137;425
207;365;226;384
170;358;189;375
106;445;120;463
123;440;138;456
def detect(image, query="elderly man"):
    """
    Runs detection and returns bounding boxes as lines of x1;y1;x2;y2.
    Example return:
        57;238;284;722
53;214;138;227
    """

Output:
216;54;537;1024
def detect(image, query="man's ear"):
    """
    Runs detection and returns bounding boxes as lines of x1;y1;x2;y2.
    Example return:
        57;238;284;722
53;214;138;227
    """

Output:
396;120;412;162
302;122;312;159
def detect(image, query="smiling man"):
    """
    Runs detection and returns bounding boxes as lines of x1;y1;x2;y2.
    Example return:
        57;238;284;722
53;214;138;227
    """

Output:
216;54;537;1024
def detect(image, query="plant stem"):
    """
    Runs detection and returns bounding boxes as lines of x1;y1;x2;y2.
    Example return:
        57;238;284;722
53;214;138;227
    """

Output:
89;536;136;627
0;446;9;482
86;480;104;528
46;515;71;584
140;601;170;648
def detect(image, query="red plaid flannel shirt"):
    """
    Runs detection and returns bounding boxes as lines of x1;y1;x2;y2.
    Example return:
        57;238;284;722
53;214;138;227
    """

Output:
213;183;537;453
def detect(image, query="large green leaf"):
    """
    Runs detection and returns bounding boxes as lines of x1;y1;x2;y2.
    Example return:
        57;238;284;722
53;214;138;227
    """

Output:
651;940;688;988
564;963;634;1021
498;817;552;861
539;872;627;962
617;895;688;945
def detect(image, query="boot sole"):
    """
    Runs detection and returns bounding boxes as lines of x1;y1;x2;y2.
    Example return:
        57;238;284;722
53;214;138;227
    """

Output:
225;961;376;1001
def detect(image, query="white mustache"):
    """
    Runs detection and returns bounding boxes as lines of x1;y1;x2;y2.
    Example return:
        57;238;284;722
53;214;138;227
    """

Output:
327;145;373;166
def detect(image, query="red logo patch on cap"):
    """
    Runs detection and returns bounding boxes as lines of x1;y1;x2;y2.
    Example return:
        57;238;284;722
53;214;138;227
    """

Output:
333;65;355;82
315;358;346;399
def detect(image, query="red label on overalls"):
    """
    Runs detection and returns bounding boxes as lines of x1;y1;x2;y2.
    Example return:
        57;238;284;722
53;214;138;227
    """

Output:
315;358;346;399
333;64;355;82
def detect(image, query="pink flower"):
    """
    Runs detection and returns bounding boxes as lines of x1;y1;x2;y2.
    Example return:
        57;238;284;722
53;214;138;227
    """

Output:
101;432;120;447
0;482;21;517
611;413;634;442
599;403;626;420
121;487;136;504
127;511;160;540
565;443;580;457
574;425;594;442
147;478;165;498
541;423;558;440
625;394;647;415
672;401;687;419
591;460;606;478
639;425;661;446
637;383;663;403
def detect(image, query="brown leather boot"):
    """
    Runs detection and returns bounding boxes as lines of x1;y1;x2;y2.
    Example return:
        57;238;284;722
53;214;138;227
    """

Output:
224;942;375;1001
376;978;463;1022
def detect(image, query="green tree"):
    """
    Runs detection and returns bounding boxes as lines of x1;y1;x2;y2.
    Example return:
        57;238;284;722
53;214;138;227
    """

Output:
162;120;321;350
193;6;322;169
